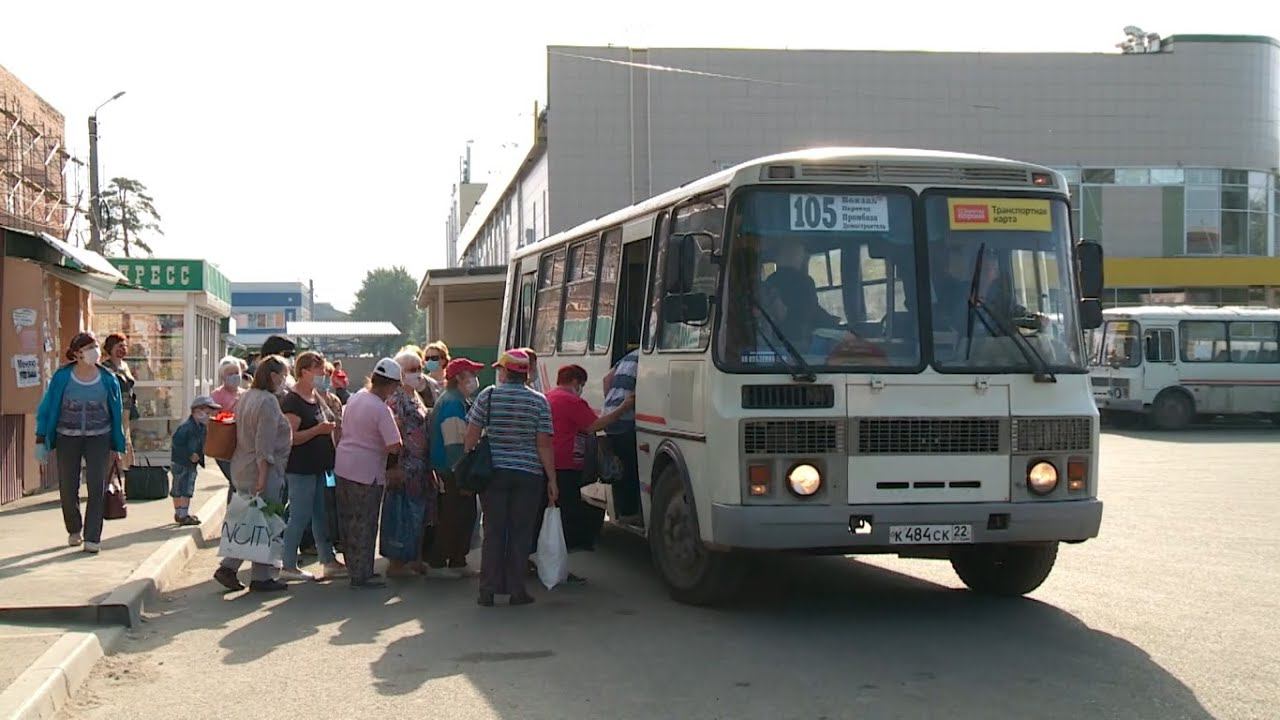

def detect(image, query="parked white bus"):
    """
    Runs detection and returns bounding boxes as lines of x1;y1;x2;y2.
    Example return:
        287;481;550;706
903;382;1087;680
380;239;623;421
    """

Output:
501;147;1105;604
1090;306;1280;429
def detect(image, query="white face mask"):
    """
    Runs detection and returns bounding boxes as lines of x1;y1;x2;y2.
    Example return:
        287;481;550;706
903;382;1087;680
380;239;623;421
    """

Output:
223;373;240;388
193;411;210;424
79;347;101;366
402;371;421;390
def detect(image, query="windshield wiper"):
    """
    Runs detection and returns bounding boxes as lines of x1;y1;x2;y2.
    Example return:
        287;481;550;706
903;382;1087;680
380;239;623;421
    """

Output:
966;245;1057;383
748;294;817;383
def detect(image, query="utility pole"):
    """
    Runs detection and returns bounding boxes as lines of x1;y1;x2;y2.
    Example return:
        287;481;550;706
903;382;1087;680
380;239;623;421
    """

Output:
87;91;126;254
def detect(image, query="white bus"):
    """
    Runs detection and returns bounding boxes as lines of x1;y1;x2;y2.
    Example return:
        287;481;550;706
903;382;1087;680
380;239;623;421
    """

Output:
1090;306;1280;429
501;148;1105;604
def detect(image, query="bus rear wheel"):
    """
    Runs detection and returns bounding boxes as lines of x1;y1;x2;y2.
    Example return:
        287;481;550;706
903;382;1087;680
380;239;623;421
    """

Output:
649;466;746;606
1151;391;1194;430
950;542;1058;596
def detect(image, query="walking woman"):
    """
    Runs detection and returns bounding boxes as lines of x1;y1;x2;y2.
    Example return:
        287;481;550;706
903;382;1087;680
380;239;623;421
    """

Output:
210;356;247;500
35;332;127;554
213;355;292;593
426;357;485;577
379;350;436;577
279;352;344;582
101;333;136;470
464;349;558;606
334;359;403;589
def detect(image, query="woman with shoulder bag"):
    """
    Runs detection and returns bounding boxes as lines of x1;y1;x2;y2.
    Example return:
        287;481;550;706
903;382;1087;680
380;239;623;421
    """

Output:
35;333;127;554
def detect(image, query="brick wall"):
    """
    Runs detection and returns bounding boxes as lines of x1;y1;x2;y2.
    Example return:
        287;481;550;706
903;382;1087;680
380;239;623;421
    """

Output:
0;64;68;235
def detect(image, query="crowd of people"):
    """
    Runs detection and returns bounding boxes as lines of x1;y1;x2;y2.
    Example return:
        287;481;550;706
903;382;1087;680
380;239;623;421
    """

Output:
36;329;642;607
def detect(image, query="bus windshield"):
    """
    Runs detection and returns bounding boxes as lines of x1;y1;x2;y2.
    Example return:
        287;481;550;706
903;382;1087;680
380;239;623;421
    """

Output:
719;188;922;372
1089;320;1141;367
924;194;1084;373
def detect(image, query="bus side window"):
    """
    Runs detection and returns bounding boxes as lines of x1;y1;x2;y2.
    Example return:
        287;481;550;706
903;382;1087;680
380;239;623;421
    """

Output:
1144;329;1174;363
510;270;536;348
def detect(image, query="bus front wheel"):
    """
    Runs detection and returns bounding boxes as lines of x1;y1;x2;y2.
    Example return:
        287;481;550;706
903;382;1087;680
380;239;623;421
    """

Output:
950;542;1058;596
649;467;746;606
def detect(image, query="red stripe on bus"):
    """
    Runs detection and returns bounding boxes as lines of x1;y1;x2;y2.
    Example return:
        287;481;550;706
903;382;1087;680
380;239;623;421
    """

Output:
636;413;667;425
1182;380;1280;385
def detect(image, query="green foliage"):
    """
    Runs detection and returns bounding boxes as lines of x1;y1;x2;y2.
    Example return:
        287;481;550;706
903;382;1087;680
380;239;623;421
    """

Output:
350;266;424;355
100;177;162;257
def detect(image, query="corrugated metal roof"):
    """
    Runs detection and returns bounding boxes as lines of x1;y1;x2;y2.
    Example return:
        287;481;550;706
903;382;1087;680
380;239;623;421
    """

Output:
286;321;401;337
1103;306;1280;319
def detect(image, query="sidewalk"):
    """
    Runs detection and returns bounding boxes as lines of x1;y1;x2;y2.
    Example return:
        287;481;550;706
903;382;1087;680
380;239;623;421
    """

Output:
0;467;228;719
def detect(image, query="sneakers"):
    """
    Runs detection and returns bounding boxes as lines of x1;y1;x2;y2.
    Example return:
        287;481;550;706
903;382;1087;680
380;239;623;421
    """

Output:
214;567;245;592
279;568;316;582
322;562;348;579
249;579;289;593
82;542;101;554
425;566;463;580
565;573;588;586
68;532;83;547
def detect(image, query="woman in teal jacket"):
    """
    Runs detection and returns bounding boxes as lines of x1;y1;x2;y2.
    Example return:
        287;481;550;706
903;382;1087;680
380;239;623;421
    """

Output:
35;332;127;554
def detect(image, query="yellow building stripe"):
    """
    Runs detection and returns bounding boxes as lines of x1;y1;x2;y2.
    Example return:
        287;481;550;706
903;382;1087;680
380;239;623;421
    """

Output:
1105;257;1280;288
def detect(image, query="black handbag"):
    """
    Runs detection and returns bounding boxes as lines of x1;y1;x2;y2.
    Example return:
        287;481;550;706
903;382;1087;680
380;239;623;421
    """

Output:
451;390;493;493
125;457;170;500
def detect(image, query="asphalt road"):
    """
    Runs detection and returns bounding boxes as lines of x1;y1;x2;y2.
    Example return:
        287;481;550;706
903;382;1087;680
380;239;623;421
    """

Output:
61;429;1279;720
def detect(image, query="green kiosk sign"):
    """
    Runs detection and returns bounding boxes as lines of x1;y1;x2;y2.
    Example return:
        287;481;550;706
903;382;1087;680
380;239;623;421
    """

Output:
110;259;231;304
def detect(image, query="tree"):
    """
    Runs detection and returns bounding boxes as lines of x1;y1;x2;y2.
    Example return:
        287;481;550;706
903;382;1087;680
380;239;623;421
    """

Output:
350;266;424;355
99;177;163;257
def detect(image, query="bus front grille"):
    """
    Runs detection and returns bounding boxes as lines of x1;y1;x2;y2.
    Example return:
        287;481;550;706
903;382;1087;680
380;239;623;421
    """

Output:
743;420;845;455
1012;417;1093;452
855;418;1001;455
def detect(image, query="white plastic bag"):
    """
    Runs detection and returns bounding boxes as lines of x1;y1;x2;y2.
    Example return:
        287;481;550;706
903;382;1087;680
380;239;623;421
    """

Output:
218;493;286;567
534;507;569;590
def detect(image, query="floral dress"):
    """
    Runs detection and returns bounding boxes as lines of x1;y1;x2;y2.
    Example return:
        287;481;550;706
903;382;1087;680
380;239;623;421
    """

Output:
378;386;435;562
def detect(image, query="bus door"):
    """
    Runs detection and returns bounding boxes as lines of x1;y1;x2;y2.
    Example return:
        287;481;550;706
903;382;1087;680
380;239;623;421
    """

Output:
1141;326;1178;396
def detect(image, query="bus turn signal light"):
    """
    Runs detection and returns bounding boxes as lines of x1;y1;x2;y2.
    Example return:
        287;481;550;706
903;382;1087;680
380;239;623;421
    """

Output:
1032;172;1054;186
749;465;771;496
1067;460;1087;492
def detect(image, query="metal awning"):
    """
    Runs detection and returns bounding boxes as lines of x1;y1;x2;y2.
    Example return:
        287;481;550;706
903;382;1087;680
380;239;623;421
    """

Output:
2;226;133;297
286;321;401;337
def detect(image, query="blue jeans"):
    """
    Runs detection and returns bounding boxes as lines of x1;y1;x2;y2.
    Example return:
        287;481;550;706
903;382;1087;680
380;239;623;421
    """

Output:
283;472;336;568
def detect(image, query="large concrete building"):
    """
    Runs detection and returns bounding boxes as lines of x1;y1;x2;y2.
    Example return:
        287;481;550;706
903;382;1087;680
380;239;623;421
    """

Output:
452;35;1280;308
230;281;312;348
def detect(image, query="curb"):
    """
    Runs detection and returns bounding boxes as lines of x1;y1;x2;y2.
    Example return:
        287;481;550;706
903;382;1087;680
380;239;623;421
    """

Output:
0;491;226;720
0;627;123;720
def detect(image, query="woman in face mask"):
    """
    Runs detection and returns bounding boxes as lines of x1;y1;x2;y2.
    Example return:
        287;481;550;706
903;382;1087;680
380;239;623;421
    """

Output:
421;341;450;407
34;332;127;554
425;357;485;578
210;356;247;500
213;355;293;593
378;350;439;577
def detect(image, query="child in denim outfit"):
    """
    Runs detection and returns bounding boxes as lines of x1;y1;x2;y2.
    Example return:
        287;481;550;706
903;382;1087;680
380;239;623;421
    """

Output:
170;396;220;526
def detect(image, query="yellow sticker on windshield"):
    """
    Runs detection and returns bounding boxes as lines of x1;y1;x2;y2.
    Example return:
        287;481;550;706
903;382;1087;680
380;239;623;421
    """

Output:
947;198;1052;232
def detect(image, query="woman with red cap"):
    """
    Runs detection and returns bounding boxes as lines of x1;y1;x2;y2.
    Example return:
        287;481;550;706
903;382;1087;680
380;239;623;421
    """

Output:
425;356;485;577
35;332;127;554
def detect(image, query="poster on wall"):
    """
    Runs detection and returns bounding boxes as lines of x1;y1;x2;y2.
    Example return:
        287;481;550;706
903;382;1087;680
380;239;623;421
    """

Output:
12;354;40;388
11;308;36;331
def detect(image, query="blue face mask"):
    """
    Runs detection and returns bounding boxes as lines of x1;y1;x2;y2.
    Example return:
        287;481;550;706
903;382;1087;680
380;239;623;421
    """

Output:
315;377;332;393
425;359;441;373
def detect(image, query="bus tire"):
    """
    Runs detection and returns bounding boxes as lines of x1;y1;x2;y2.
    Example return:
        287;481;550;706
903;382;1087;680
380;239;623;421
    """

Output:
1151;390;1194;431
950;542;1058;596
649;466;746;606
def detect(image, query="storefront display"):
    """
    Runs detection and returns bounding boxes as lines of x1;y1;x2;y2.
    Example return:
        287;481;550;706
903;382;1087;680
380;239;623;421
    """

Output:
96;259;232;466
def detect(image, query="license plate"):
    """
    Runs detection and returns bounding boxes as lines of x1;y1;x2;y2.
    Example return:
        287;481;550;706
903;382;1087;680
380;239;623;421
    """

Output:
888;524;973;545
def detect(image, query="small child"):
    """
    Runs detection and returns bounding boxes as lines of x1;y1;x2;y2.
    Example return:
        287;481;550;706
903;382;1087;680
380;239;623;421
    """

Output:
170;395;220;526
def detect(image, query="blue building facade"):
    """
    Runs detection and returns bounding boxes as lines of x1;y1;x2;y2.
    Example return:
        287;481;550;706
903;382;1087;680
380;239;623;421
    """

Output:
230;281;311;348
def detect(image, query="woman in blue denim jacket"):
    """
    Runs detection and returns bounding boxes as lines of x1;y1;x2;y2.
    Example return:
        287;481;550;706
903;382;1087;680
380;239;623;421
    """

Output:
35;332;127;554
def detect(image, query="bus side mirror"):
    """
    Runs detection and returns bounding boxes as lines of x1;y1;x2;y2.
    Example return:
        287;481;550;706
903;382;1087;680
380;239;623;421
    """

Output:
1077;241;1104;299
1079;299;1103;330
663;234;699;295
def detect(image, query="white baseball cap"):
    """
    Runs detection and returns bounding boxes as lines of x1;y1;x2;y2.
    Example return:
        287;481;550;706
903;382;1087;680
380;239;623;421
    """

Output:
372;357;402;381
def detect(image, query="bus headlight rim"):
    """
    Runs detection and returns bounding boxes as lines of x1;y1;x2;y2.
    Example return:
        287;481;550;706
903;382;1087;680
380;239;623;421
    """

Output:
786;462;822;497
1027;460;1059;495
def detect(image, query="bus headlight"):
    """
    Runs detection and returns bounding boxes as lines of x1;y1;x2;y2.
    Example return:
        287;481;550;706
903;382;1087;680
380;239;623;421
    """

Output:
1027;461;1059;495
787;463;822;497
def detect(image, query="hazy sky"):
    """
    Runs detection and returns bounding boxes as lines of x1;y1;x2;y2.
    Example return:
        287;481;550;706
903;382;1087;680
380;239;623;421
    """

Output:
3;1;1275;310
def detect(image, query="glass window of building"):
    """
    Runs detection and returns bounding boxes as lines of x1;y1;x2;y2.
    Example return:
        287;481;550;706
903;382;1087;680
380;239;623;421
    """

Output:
1150;168;1184;185
1082;168;1114;184
1115;169;1150;185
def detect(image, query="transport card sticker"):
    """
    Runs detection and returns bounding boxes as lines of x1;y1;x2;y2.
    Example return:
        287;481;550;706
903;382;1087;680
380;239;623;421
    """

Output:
948;198;1052;232
790;194;889;232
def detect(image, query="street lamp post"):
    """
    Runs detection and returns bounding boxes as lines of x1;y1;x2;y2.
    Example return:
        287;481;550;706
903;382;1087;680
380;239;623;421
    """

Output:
88;91;126;253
